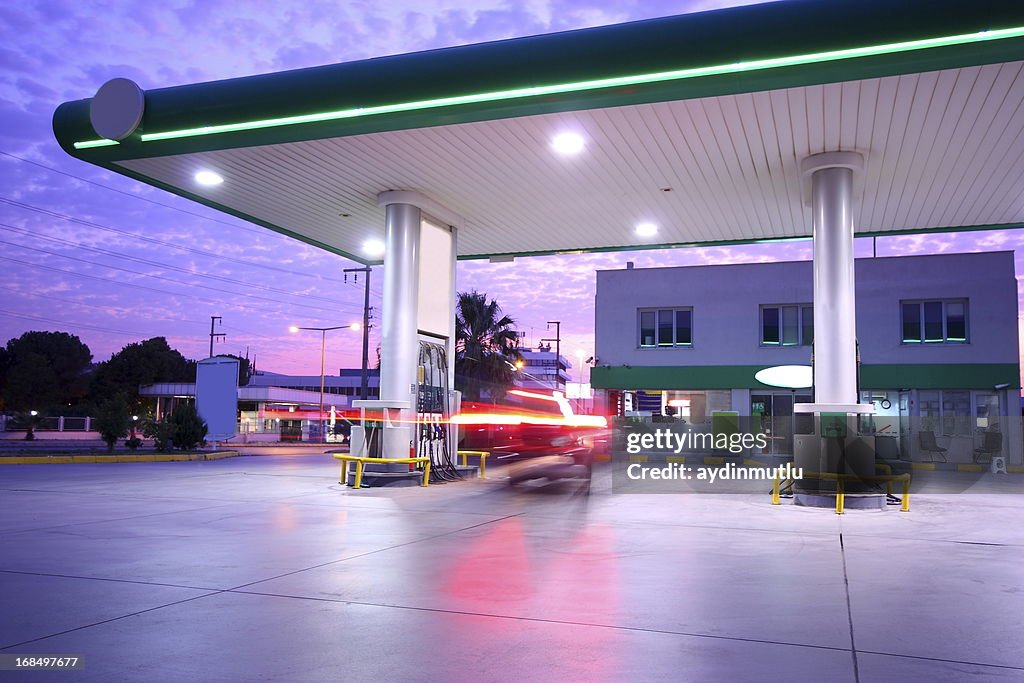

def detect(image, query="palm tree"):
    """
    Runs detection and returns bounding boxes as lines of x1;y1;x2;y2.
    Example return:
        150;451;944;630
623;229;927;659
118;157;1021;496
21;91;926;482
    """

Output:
455;291;521;401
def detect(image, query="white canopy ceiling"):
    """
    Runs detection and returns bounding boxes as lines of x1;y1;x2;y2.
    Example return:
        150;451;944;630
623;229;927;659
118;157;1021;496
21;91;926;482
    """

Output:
115;61;1024;260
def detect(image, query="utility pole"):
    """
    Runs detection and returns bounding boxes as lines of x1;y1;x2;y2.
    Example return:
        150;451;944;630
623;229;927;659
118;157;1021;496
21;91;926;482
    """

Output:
541;320;562;392
208;316;225;357
344;266;372;401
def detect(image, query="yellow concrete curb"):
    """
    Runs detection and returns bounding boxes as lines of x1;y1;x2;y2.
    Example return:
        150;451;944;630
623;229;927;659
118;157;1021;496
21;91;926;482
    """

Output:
205;452;238;461
666;456;686;464
911;462;935;470
703;456;725;465
956;463;984;472
0;451;241;464
1008;465;1024;474
628;454;648;463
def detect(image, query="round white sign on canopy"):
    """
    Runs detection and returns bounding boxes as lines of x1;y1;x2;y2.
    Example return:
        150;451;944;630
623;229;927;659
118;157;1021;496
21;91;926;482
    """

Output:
754;365;813;389
90;78;145;141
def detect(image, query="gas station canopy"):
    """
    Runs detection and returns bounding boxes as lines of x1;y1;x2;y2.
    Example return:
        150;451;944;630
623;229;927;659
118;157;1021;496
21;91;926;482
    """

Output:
54;0;1024;264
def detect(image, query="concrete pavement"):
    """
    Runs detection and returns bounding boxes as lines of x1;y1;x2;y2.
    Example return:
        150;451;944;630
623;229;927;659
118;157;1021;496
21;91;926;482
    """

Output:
0;455;1021;682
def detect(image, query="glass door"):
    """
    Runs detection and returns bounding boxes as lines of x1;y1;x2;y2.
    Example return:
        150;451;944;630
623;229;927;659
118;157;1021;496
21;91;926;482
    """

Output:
752;392;811;456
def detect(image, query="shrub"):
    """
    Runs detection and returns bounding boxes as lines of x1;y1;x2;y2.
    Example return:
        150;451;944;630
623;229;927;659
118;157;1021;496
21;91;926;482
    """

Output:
168;403;208;451
141;404;208;452
124;437;143;451
143;419;175;453
94;398;131;453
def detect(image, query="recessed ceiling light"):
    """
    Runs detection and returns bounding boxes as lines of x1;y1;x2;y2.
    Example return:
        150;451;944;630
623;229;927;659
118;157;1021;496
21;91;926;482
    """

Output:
551;132;585;155
636;222;658;237
194;170;224;186
362;239;385;257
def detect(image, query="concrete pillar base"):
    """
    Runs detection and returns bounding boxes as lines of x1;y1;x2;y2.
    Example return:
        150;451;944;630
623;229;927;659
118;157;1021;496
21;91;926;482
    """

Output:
795;492;885;510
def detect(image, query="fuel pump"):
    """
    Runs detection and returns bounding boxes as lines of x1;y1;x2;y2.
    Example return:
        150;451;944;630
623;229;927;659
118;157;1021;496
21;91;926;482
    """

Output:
417;339;460;482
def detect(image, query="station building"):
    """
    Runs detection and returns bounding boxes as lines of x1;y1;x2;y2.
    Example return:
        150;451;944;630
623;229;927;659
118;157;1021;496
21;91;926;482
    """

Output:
140;368;380;442
591;252;1022;464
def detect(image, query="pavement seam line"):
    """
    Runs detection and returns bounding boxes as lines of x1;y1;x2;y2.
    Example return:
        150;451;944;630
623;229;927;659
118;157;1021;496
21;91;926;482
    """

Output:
839;531;861;683
0;568;222;592
854;648;1024;672
224;511;527;593
0;502;247;537
223;588;855;655
0;590;226;652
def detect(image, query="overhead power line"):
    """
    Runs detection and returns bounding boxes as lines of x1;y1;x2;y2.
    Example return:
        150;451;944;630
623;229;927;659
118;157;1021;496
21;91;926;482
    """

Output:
0;308;151;337
1;155;387;296
0;150;270;237
0;236;365;315
0;194;353;284
0;254;341;320
0;222;359;308
0;283;208;325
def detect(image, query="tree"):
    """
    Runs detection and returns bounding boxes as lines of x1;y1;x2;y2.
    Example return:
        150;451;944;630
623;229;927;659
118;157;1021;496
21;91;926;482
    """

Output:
455;291;521;402
168;403;207;451
4;353;59;412
94;397;131;453
3;331;92;411
0;346;9;411
90;337;195;409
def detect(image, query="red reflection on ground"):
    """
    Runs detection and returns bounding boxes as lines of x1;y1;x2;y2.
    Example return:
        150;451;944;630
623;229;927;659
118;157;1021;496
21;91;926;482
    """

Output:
443;517;532;605
441;519;621;682
272;504;298;531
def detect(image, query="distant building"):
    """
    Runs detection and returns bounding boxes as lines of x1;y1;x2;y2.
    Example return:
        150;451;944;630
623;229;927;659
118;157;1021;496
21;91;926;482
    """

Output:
513;346;572;393
140;368;380;442
248;369;380;398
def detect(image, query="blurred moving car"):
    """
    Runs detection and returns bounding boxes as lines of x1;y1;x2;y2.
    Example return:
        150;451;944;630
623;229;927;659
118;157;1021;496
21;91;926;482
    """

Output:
452;389;608;486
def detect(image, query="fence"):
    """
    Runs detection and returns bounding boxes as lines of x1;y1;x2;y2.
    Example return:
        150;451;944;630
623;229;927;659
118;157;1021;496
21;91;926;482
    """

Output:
1;415;93;432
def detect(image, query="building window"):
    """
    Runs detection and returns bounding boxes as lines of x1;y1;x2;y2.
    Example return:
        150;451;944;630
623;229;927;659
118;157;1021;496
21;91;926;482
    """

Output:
639;308;693;348
761;305;813;346
901;300;968;344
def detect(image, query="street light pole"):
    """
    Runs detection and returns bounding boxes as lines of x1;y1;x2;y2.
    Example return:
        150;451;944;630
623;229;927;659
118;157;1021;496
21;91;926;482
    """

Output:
344;266;373;401
576;349;586;413
319;328;326;441
290;324;351;444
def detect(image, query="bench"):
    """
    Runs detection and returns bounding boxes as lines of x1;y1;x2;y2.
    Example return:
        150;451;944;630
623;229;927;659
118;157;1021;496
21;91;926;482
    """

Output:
332;454;431;488
457;450;492;479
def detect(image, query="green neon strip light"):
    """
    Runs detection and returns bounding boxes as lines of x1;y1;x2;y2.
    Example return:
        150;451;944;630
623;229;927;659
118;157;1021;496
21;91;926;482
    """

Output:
902;339;922;343
90;25;1023;146
947;337;967;341
74;139;119;149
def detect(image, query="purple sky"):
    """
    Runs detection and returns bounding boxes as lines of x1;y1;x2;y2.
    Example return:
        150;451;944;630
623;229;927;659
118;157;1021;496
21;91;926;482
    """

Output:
2;0;1022;385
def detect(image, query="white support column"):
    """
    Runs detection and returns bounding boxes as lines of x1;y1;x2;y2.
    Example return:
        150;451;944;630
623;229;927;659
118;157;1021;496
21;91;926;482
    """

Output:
379;201;421;459
796;151;872;415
